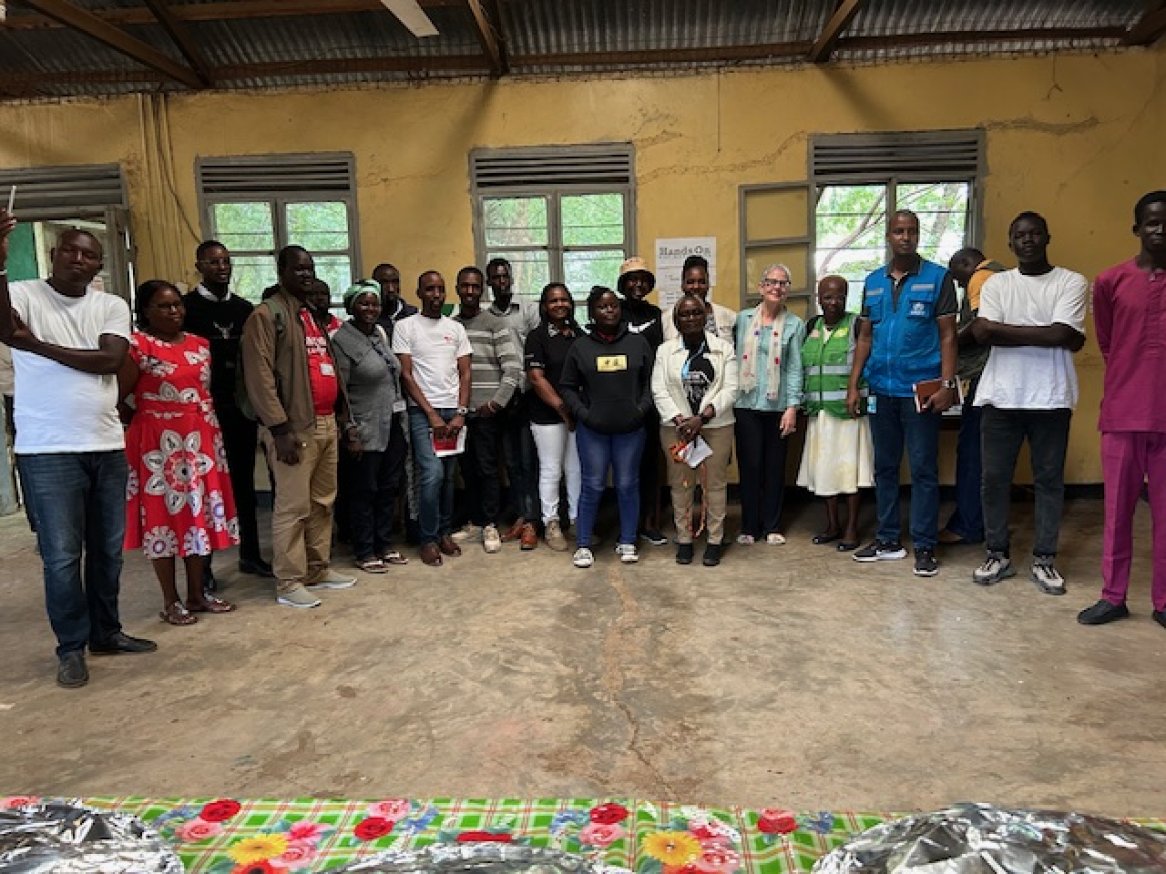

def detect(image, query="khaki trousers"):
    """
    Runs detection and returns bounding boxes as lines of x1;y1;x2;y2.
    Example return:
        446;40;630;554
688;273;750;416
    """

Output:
660;423;734;545
263;416;338;585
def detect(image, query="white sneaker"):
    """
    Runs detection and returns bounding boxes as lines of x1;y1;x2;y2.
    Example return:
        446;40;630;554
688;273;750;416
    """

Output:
1031;559;1066;595
572;547;594;568
451;523;482;543
972;552;1015;586
305;570;357;590
615;543;638;563
482;524;502;554
276;583;322;608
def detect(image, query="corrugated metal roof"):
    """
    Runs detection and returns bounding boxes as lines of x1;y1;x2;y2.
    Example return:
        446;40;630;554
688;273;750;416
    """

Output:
0;0;1154;99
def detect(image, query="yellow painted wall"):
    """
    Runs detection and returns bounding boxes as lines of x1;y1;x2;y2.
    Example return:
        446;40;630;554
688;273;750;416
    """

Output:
0;48;1162;483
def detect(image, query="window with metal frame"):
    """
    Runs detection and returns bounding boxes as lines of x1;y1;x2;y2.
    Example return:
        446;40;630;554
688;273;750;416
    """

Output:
197;153;360;305
470;145;635;301
0;163;132;299
812;130;984;312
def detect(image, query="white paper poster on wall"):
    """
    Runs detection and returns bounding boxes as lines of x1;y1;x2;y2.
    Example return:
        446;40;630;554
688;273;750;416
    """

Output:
654;237;716;312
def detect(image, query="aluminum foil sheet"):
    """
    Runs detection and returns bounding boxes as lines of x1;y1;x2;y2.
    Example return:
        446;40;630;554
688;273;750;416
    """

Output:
0;801;183;873
812;802;1166;874
338;843;632;874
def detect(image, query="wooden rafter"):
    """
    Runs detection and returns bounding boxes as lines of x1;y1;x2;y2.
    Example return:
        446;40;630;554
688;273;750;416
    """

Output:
142;0;213;86
1122;1;1166;46
809;0;866;63
2;0;455;29
15;0;205;88
467;0;508;77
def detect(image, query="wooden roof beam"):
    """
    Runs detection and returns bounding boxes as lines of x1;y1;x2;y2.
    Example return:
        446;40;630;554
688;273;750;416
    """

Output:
809;0;866;63
467;0;508;76
14;0;204;88
1122;1;1166;46
142;0;214;86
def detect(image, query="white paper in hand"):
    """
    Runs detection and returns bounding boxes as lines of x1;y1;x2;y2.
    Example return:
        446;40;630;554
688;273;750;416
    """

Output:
679;435;713;468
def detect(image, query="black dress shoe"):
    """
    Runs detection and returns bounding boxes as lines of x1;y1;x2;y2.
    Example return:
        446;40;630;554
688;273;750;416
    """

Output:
702;543;722;567
89;632;158;655
1153;610;1166;630
675;543;694;565
238;557;274;578
1077;599;1130;626
57;651;89;688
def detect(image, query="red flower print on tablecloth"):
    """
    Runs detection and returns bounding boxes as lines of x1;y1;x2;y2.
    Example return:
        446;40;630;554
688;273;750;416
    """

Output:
589;802;629;824
579;821;625;847
0;796;40;809
200;798;242;822
692;845;741;874
175;817;224;842
756;808;797;834
232;863;278;874
367;798;413;821
286;821;327;842
456;831;512;843
354;817;395;840
269;838;319;870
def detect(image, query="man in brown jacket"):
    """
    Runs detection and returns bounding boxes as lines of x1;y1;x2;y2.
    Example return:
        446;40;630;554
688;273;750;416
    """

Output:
242;246;360;608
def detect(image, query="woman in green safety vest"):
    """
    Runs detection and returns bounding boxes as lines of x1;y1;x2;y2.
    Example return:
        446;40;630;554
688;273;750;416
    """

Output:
796;275;874;551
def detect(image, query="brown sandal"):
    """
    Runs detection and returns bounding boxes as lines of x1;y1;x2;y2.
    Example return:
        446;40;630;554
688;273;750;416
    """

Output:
380;550;409;566
160;601;198;626
187;593;236;614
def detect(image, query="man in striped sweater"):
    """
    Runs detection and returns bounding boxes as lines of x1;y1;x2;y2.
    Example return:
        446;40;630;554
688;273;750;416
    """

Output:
453;266;523;553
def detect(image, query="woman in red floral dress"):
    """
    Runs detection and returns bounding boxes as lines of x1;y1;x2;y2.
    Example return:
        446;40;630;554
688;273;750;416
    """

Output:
119;280;239;625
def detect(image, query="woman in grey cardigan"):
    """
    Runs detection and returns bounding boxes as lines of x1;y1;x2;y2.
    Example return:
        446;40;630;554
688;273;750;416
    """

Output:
333;281;409;572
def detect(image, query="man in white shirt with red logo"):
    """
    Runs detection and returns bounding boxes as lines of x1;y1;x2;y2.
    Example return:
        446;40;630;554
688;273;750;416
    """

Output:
0;210;156;689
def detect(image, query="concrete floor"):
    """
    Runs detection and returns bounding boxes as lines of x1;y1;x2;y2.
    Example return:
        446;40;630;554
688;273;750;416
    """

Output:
1;496;1165;817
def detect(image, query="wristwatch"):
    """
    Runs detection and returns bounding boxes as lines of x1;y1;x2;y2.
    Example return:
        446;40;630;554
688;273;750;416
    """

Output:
940;378;958;390
455;406;469;416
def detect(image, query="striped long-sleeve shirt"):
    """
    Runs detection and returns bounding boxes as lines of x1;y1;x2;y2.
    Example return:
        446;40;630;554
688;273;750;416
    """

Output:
454;308;522;410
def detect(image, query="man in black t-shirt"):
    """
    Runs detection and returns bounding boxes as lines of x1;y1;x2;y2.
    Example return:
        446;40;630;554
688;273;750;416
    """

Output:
182;240;273;580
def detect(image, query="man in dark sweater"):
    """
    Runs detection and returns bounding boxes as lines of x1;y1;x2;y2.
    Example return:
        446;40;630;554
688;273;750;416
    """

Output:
182;240;273;580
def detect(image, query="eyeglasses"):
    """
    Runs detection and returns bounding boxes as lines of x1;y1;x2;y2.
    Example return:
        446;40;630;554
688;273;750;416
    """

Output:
760;278;791;288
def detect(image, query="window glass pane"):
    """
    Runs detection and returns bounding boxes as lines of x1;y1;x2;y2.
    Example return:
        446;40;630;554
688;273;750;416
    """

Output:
484;197;549;247
563;249;626;294
312;255;353;307
286;201;350;252
561;193;624;246
212;202;275;252
488;250;550;300
227;254;277;304
815;184;888;312
897;181;970;266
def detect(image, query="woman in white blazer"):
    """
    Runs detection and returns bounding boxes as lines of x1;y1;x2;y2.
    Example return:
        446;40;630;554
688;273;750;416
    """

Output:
651;293;739;566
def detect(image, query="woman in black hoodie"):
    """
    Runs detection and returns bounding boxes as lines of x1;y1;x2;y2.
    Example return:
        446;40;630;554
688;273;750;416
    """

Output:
559;287;654;569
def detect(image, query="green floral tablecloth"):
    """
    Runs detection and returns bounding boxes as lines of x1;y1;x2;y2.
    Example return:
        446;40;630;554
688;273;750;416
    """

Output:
1;795;889;873
4;796;1162;874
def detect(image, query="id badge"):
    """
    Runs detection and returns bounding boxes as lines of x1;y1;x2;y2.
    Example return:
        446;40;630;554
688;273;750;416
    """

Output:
392;400;407;413
319;362;335;376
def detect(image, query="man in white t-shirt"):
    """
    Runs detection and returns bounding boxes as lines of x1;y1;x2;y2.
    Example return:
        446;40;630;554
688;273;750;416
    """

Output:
0;214;156;689
392;270;472;567
970;211;1087;594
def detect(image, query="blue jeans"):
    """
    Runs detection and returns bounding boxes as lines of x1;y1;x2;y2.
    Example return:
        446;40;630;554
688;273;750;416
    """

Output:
575;423;645;549
408;407;458;545
943;378;984;541
870;395;941;549
17;451;127;657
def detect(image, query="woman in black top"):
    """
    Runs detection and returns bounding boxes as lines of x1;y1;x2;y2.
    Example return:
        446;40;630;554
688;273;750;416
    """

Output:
524;283;582;552
559;287;654;568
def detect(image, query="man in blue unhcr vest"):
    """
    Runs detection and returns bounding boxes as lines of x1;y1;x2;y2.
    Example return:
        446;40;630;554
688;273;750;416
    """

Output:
845;210;959;577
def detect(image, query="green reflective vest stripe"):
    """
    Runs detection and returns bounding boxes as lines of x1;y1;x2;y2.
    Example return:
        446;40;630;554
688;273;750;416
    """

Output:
802;313;862;418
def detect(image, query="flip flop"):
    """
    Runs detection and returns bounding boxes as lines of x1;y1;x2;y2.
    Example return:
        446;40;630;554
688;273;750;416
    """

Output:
380;550;409;566
812;532;840;545
160;602;198;625
355;557;389;574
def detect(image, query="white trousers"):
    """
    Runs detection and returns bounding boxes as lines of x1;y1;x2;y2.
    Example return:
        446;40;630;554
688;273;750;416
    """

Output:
529;422;581;524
